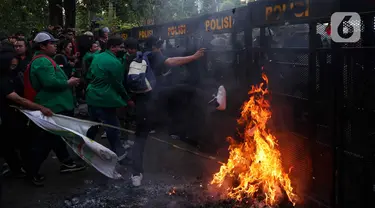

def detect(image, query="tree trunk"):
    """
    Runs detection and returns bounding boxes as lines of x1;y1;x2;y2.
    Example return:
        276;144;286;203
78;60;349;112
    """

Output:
49;0;63;26
64;0;76;28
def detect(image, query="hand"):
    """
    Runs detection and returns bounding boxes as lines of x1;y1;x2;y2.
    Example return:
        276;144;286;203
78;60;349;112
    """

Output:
127;100;135;108
69;61;75;67
193;48;205;59
40;107;53;116
67;77;80;87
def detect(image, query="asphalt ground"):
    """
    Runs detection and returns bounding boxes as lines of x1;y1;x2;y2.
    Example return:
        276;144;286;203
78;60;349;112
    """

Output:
1;130;316;208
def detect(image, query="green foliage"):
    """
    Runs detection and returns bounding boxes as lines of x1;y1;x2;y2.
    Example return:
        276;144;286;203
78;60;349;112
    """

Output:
0;0;48;36
219;0;243;11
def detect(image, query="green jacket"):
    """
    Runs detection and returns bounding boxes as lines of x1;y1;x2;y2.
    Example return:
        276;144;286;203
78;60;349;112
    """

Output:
30;51;74;113
83;50;100;82
86;50;130;108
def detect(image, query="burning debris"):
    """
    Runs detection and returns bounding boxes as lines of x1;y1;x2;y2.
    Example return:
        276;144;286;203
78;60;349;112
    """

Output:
210;73;298;207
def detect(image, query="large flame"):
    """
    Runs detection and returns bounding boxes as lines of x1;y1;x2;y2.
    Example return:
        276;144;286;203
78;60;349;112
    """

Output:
211;73;298;206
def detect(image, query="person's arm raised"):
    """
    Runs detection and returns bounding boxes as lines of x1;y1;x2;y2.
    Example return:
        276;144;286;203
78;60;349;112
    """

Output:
164;48;205;67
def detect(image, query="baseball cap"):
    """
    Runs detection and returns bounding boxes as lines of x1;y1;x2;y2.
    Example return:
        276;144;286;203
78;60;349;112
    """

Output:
84;31;94;36
33;32;59;43
102;27;110;33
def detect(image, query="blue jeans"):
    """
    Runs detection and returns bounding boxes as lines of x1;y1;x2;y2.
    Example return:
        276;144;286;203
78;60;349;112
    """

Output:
88;106;126;157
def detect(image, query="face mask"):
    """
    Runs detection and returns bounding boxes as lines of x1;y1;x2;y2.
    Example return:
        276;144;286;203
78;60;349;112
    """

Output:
116;50;126;58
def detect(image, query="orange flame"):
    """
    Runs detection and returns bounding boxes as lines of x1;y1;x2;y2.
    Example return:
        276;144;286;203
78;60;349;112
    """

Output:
211;73;298;206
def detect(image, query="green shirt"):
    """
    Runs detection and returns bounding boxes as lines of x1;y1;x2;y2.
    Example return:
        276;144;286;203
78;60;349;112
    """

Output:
30;51;74;113
86;50;130;108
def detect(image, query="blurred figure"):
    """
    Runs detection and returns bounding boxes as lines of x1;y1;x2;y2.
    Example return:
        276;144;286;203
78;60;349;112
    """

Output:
82;40;101;83
14;37;31;72
124;37;138;76
128;36;205;187
0;49;53;180
64;28;78;55
8;35;16;44
98;27;110;51
55;39;76;78
24;32;85;186
15;31;25;39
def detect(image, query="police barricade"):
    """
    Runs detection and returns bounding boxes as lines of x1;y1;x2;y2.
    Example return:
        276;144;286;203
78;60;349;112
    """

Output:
331;11;375;208
175;7;250;154
119;29;130;40
131;25;158;49
248;0;374;207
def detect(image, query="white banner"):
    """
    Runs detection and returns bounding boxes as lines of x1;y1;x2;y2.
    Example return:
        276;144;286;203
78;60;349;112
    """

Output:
17;108;122;179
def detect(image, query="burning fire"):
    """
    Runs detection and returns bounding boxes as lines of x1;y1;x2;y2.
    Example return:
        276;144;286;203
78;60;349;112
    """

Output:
211;73;298;206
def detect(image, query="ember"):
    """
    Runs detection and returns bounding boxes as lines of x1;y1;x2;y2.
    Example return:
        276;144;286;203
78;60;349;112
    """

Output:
168;187;177;195
210;73;298;206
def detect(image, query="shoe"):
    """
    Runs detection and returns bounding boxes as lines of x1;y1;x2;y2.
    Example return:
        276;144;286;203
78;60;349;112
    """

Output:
131;173;143;187
170;135;180;140
30;174;45;187
117;151;128;161
122;140;134;150
215;85;226;111
149;129;156;134
60;162;86;173
101;132;107;138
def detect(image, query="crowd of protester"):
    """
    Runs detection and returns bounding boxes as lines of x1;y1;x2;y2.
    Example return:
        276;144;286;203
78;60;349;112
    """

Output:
0;24;214;203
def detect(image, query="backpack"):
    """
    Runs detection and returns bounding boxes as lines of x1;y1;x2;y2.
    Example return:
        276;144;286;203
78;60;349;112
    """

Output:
127;51;155;93
24;54;57;101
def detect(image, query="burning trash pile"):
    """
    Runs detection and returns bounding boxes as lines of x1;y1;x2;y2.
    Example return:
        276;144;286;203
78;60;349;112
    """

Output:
207;73;298;207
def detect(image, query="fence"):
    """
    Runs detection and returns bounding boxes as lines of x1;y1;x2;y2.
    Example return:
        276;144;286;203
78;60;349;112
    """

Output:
247;0;375;207
125;1;375;207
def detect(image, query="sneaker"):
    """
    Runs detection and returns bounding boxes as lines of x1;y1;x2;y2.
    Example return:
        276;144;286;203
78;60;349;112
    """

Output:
1;167;11;176
30;174;45;187
117;151;128;161
131;173;143;187
122;140;134;150
101;132;107;138
215;85;227;111
170;135;180;140
60;162;86;173
149;129;156;134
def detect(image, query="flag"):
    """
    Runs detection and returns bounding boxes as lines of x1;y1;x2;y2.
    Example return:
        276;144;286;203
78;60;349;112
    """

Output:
17;108;122;179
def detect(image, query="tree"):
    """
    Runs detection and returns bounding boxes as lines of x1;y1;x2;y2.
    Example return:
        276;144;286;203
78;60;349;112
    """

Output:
48;0;63;27
0;0;49;35
64;0;77;28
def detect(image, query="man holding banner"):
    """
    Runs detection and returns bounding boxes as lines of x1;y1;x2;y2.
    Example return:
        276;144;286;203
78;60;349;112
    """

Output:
24;32;86;186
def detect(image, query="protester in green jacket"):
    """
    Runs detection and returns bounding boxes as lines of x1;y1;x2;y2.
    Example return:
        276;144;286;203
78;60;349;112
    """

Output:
86;36;133;159
82;40;101;82
26;32;85;186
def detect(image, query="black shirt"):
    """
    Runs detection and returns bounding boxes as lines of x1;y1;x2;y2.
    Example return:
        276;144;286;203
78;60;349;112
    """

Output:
55;54;74;78
0;75;15;122
147;51;168;77
17;55;31;73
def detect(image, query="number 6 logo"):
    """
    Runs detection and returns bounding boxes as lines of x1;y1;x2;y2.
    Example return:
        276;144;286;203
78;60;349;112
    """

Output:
331;12;361;43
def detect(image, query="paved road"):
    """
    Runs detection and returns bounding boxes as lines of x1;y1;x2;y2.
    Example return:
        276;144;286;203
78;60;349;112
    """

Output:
1;132;223;208
2;130;315;208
